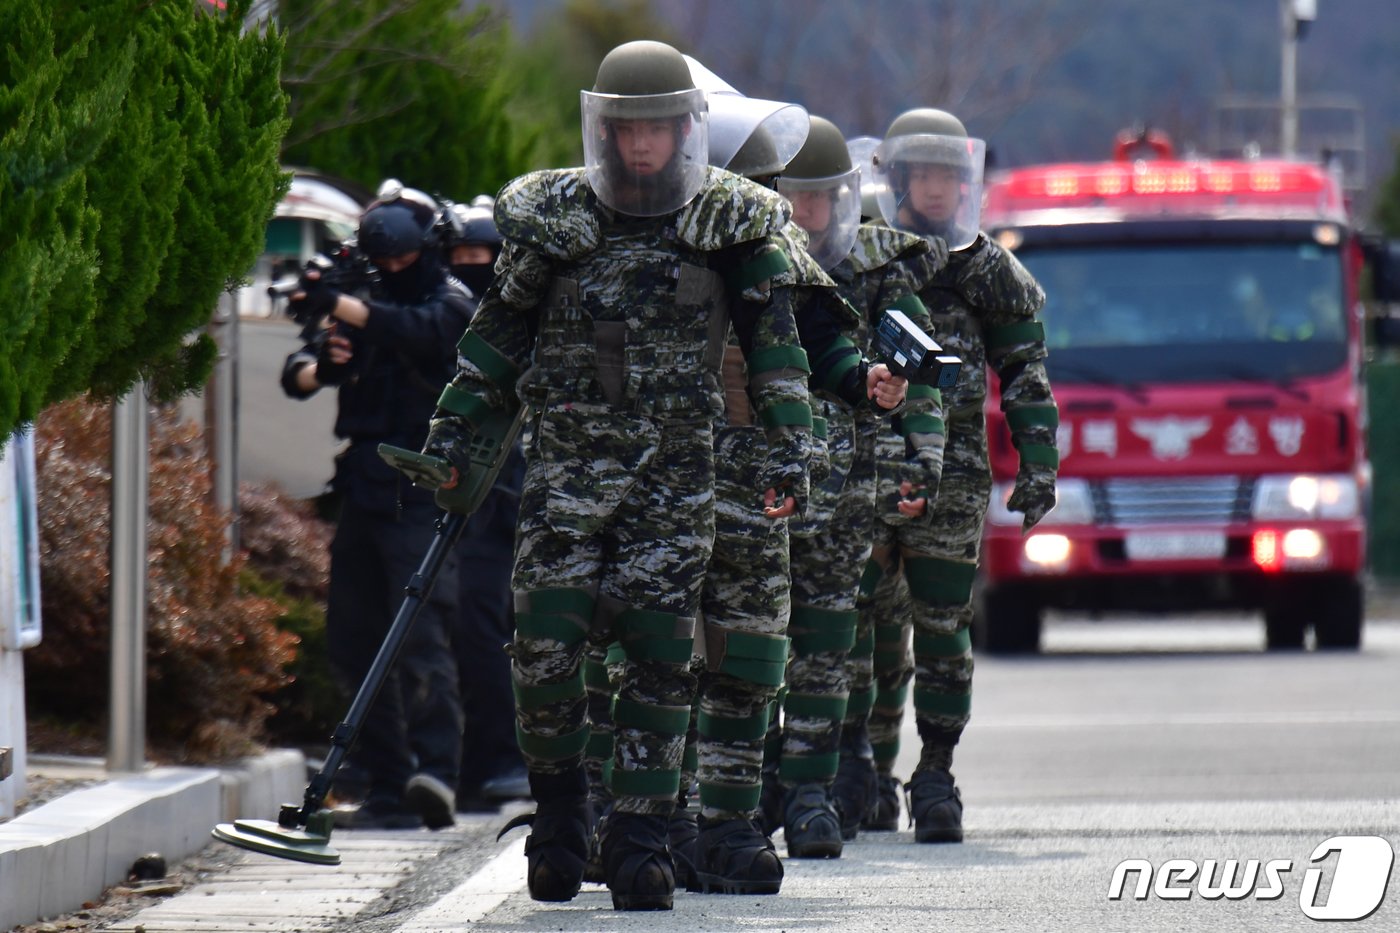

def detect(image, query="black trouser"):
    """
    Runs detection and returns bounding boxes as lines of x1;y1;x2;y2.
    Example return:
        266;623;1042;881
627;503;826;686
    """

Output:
454;482;525;794
327;500;463;802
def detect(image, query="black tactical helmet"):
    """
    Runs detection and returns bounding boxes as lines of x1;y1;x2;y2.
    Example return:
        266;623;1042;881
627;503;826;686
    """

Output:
784;116;854;180
358;202;431;259
444;195;502;249
594;40;696;96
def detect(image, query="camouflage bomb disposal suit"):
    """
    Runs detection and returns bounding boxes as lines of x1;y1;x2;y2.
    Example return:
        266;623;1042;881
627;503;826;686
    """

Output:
780;224;947;798
862;233;1051;778
690;222;869;825
429;166;813;818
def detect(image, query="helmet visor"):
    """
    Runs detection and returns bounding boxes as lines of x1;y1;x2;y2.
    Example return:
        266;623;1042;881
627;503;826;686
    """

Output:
777;167;862;270
581;88;709;217
845;135;885;221
874;133;986;250
706;93;809;176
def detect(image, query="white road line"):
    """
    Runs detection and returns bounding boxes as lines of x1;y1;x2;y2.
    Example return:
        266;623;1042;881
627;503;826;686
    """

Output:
975;709;1400;729
394;836;526;932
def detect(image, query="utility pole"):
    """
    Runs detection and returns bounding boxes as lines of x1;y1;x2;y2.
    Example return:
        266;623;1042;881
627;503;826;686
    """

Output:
1281;0;1317;158
109;385;148;774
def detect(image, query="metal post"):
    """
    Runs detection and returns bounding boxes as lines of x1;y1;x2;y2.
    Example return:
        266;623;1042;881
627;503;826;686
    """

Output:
205;291;241;561
109;383;148;774
1280;0;1298;157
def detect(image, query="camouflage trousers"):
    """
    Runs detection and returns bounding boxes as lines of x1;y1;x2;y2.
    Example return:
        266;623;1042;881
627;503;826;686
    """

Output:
773;410;876;789
850;414;990;776
688;425;792;820
511;402;713;816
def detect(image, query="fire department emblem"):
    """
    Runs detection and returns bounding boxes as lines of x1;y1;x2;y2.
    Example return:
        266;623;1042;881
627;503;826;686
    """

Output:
1130;416;1211;461
1269;416;1305;456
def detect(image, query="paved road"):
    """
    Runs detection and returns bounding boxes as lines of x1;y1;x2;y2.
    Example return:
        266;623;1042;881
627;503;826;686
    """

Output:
113;615;1400;932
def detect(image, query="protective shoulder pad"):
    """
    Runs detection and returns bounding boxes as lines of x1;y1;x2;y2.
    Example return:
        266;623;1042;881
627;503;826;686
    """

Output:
955;235;1046;316
493;168;601;261
844;223;928;274
674;167;792;251
775;222;834;289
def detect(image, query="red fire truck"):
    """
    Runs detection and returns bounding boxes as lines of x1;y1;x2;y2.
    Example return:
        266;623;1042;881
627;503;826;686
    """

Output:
977;129;1400;653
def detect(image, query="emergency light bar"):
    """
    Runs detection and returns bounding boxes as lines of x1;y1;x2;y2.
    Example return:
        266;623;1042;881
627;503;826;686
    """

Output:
1002;161;1331;201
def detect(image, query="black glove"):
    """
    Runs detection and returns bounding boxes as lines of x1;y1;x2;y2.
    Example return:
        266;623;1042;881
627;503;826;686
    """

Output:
314;332;351;386
422;415;478;514
757;430;813;516
289;280;339;324
1007;461;1057;534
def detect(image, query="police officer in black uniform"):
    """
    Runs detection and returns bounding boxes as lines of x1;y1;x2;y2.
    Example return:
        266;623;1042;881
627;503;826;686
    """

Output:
439;196;530;811
281;182;472;829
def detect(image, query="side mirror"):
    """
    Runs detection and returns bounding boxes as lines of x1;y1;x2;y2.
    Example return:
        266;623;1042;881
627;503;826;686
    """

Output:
1364;238;1400;303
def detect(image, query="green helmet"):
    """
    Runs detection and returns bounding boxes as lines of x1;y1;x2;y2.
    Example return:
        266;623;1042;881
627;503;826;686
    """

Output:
776;116;862;270
728;126;785;180
783;116;854;181
590;40;699;118
882;108;971;170
581;40;708;216
874;107;986;250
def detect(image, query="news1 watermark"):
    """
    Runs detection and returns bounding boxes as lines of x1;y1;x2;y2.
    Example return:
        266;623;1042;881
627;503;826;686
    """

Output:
1109;836;1395;921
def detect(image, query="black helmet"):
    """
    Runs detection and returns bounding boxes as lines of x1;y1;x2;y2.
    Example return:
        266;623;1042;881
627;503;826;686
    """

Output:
358;203;431;259
443;196;502;249
359;178;439;257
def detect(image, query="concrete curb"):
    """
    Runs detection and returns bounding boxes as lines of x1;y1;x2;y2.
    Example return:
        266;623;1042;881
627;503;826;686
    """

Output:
0;748;304;931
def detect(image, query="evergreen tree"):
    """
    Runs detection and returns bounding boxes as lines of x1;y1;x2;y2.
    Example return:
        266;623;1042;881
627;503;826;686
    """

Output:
0;0;289;439
279;0;540;202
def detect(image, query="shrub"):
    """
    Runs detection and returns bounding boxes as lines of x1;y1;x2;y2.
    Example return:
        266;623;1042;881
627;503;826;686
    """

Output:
26;397;297;762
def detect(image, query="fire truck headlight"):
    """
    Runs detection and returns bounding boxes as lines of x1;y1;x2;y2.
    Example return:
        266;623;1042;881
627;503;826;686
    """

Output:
1252;474;1359;520
1024;534;1072;567
989;478;1094;526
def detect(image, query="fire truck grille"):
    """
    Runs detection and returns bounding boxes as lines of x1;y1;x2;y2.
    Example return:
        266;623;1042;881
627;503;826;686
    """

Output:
1094;476;1252;526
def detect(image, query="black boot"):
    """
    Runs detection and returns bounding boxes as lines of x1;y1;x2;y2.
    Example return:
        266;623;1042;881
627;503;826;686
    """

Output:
831;756;876;841
906;769;963;843
668;805;699;889
689;815;783;895
757;767;783;837
498;770;591;902
862;773;901;831
781;783;843;859
600;813;675;911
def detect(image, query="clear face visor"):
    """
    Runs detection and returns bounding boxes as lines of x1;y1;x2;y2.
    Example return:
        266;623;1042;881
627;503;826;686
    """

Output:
706;93;809;177
581;88;709;217
873;133;986;250
845;135;884;221
777;168;863;270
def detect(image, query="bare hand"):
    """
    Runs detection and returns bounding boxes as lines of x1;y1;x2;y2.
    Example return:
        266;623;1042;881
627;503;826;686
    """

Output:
322;333;353;365
763;486;797;519
866;364;908;410
897;479;928;518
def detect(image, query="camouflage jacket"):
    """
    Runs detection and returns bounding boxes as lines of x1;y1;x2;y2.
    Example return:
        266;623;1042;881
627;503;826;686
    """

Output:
432;166;813;446
919;233;1056;456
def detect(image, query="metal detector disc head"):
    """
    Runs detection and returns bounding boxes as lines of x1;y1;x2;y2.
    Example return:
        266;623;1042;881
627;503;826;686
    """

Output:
212;818;341;866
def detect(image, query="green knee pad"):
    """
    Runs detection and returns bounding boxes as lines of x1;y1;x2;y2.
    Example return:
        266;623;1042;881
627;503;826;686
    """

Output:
616;607;694;666
515;587;595;647
904;556;977;608
705;624;790;687
913;628;972;661
789;605;858;657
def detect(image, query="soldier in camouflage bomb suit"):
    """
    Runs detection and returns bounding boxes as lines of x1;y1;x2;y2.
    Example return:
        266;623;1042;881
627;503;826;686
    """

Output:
684;112;910;893
420;40;814;912
851;108;1058;842
763;117;949;853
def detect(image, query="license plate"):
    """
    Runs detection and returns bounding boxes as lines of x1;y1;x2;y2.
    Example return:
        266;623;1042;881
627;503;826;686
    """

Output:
1123;531;1227;561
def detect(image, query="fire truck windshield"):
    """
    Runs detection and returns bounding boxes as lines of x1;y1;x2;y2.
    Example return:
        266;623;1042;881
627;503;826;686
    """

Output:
1019;240;1346;386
